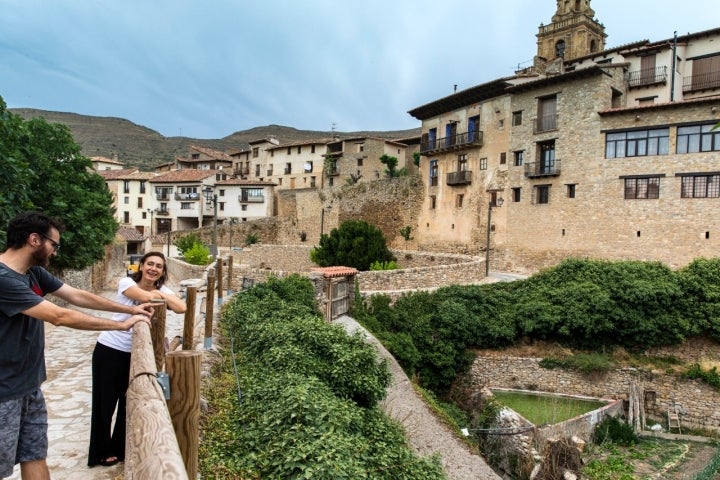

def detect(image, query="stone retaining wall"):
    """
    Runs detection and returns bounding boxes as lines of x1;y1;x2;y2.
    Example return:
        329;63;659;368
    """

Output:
471;354;720;431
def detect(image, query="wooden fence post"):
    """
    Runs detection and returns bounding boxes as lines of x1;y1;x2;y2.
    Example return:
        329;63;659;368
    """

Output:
205;269;216;349
126;322;188;479
216;259;223;304
226;255;234;295
182;286;197;350
150;299;167;371
166;350;202;479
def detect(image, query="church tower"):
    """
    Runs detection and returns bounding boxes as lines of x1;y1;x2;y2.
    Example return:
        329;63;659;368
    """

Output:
535;0;606;67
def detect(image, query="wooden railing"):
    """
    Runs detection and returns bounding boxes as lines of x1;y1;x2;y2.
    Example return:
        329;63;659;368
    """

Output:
124;257;232;479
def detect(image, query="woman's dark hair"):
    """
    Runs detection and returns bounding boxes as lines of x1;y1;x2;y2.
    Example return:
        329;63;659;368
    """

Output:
131;251;168;289
5;211;65;249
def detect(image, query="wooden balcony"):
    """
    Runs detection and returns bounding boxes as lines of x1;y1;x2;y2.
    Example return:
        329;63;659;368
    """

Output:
421;131;483;155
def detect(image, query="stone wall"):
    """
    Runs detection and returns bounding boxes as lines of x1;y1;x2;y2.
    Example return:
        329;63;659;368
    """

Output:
470;353;720;431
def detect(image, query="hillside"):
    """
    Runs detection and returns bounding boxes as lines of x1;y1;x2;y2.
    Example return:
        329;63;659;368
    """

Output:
10;108;421;171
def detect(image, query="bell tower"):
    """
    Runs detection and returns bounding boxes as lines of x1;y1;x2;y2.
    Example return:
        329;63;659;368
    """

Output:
535;0;606;66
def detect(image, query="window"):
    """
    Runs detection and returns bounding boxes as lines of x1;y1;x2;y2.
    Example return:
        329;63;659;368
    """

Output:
677;123;720;153
429;160;438;187
680;173;720;198
219;189;225;197
566;184;576;198
357;158;363;167
123;181;130;194
479;158;488;170
252;148;259;158
219;202;225;211
428;128;437;150
139;181;146;194
181;202;192;209
512;111;523;126
311;145;316;153
605;128;669;158
534;185;550;204
689;53;720;91
430;195;436;209
310;176;316;188
304;161;313;172
500;152;506;165
468;115;480;142
537;95;557;132
457;154;467;171
287;147;292;155
456;194;464;208
357;143;364;153
285;163;291;174
137;197;143;208
624;177;661;199
241;204;247;211
297;146;301;154
512;187;521;202
513;151;524;166
555;40;566;58
124;196;129;204
191;153;200;160
255;165;260;177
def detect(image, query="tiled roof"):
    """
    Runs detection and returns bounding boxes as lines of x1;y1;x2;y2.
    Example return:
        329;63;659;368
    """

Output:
91;156;124;165
97;168;139;180
190;145;234;161
215;179;277;186
266;138;335;150
150;169;220;183
311;266;358;278
116;227;145;242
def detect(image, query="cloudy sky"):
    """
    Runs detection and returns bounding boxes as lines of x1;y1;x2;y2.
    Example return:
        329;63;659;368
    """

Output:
1;0;717;139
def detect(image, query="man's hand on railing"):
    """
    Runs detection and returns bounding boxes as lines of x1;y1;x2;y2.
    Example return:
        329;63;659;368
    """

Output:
120;314;152;330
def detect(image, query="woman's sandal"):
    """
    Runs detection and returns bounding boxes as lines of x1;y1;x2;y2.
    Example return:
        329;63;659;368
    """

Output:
99;456;119;467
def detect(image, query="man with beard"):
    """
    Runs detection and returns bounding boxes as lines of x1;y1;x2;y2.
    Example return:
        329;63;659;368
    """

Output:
0;211;154;480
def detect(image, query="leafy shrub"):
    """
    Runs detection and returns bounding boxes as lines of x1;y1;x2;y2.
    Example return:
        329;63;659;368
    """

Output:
370;260;398;270
245;232;259;245
173;232;202;256
683;363;720;390
183;242;210;265
400;226;413;241
540;353;615;375
311;220;395;271
593;416;638;446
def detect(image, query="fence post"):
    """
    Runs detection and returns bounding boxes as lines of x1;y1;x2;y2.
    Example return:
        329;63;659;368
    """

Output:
216;259;224;305
226;255;234;295
126;322;188;479
205;269;216;350
150;299;167;372
166;350;202;479
182;286;197;350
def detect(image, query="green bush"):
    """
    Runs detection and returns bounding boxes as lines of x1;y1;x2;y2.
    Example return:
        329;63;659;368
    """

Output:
311;220;395;271
540;353;615;375
173;232;202;256
245;232;259;245
683;363;720;390
370;260;398;270
183;242;210;265
593;416;638;446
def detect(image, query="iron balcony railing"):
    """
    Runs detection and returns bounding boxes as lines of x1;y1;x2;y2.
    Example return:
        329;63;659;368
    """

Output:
420;130;483;154
174;192;199;201
233;167;249;177
683;70;720;92
626;66;667;88
524;159;562;178
534;115;558;134
155;194;171;201
446;170;473;186
155;208;170;216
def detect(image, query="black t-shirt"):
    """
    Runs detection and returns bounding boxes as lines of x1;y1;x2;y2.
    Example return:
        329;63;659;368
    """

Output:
0;263;63;401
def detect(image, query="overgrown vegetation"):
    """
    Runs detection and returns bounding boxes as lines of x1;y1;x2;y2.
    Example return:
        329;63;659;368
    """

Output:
173;232;203;256
311;220;395;271
539;353;616;375
173;232;211;265
351;257;720;396
245;232;259;245
200;275;447;479
683;364;720;391
370;260;398;271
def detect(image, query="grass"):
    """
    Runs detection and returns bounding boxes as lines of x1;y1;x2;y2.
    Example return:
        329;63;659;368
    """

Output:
492;390;606;425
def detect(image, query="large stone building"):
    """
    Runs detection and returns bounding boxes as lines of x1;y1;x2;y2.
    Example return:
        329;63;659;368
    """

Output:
409;0;720;270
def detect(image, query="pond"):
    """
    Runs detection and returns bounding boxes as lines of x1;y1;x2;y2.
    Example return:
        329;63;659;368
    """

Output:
492;389;609;425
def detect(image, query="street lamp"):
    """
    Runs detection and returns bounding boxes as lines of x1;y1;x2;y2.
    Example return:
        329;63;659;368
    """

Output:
320;204;332;239
485;196;504;276
146;208;154;236
203;186;218;260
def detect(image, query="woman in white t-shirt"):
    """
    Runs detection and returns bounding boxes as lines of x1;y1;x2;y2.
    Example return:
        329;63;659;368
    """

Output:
87;251;186;468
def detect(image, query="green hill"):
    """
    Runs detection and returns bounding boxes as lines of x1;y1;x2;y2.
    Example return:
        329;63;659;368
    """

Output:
10;108;420;171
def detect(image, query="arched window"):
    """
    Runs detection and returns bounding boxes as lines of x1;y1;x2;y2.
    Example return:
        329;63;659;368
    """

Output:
590;39;598;52
555;40;566;58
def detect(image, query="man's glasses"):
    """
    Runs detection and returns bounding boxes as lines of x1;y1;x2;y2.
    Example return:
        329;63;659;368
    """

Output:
39;233;61;252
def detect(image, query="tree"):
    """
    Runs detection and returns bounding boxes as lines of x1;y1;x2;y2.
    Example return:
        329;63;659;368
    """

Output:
379;154;408;178
0;96;117;271
311;220;395;271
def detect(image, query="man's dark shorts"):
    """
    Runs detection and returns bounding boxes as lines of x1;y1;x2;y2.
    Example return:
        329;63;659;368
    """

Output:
0;389;48;477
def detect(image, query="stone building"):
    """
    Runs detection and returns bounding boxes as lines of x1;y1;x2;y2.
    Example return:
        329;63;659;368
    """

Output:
410;0;720;270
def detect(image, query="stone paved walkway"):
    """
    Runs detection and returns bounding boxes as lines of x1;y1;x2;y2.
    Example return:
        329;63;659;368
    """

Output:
7;289;190;480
